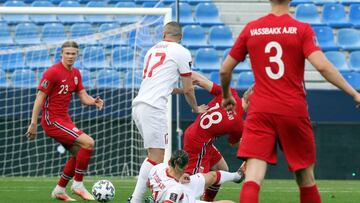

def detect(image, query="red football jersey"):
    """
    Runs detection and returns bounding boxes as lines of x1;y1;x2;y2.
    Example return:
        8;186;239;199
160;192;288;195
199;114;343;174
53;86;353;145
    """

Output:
230;14;321;117
38;62;84;123
184;83;244;146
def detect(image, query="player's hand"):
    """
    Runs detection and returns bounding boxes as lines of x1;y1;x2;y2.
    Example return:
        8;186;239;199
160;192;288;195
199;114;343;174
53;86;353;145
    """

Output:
25;123;37;140
179;173;191;184
172;88;184;95
222;95;236;112
193;104;209;114
94;96;104;110
353;93;360;108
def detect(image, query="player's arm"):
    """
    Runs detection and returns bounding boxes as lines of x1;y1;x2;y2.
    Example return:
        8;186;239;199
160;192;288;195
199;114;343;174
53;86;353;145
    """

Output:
241;84;254;112
77;89;103;110
181;75;208;113
307;51;360;104
191;71;214;92
26;90;47;140
220;55;239;111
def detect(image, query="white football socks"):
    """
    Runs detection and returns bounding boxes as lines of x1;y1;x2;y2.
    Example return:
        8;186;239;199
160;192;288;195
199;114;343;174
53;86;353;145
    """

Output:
131;158;156;203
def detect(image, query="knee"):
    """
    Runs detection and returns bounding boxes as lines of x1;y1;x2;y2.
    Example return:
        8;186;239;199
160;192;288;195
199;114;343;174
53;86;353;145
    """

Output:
295;167;316;187
79;135;95;149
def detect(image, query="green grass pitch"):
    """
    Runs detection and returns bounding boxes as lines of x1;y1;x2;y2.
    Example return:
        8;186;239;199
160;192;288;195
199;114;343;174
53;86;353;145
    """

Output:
0;177;359;203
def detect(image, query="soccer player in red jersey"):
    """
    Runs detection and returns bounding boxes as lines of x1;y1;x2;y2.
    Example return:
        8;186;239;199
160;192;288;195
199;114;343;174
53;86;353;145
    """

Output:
220;0;360;203
26;41;104;201
183;72;250;201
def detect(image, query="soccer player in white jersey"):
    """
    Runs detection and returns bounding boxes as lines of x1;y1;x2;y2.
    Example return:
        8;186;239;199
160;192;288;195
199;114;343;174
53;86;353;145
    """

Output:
149;150;244;203
129;22;208;203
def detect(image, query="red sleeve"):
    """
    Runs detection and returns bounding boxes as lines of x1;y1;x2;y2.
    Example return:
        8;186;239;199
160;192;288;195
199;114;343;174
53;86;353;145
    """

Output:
302;24;321;58
229;25;249;62
210;83;222;96
75;69;85;92
38;69;56;95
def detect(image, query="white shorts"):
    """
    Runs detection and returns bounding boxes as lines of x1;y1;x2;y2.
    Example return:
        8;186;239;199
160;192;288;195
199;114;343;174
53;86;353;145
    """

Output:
181;173;209;203
132;103;168;149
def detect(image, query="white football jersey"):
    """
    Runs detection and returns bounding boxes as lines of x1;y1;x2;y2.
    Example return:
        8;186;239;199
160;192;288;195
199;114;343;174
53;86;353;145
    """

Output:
149;163;184;203
132;40;192;110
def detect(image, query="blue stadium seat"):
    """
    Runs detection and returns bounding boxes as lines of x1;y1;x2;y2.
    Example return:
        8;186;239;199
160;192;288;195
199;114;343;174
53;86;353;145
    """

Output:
339;0;360;5
345;72;360;90
290;0;313;6
0;52;25;72
187;0;213;5
313;0;337;4
223;48;251;72
115;2;141;24
0;22;14;44
322;3;351;28
82;46;109;71
349;51;360;71
58;1;85;24
124;71;142;88
194;48;220;72
98;23;125;47
30;1;57;24
42;23;67;44
79;69;94;88
237;71;254;89
126;27;155;48
0;69;9;87
336;28;360;51
25;49;52;71
170;2;196;25
349;4;360;28
11;69;37;88
209;71;220;84
14;23;41;45
2;1;30;24
312;26;339;51
325;51;350;71
95;69;122;88
70;23;96;45
194;3;223;26
142;1;165;7
85;1;114;24
182;25;210;49
294;4;324;26
208;25;233;49
111;46;134;71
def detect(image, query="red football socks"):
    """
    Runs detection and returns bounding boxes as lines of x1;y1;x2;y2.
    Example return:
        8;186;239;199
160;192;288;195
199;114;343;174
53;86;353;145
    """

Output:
58;156;76;187
240;181;260;203
74;148;93;182
300;185;321;203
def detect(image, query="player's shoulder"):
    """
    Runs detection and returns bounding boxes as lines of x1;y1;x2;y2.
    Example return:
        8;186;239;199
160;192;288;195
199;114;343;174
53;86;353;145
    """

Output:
43;63;60;77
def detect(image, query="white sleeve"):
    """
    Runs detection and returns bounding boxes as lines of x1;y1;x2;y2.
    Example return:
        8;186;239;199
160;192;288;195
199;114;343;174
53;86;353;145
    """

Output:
172;46;192;76
163;186;183;203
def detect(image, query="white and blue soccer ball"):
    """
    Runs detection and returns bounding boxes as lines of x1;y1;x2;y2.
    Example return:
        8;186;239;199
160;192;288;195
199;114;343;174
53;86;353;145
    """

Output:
92;180;115;202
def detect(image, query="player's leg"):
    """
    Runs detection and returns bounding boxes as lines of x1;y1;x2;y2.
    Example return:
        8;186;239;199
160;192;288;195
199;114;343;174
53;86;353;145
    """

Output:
295;165;321;203
70;133;95;200
275;116;321;203
42;121;79;201
129;104;167;203
238;113;277;203
203;146;228;201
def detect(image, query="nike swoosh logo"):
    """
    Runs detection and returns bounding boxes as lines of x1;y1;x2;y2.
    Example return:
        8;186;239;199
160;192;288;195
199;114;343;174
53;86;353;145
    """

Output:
62;80;66;82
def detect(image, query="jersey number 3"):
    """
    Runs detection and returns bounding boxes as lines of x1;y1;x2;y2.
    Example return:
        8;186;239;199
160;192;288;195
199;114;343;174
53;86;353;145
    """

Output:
143;52;166;78
265;41;284;80
200;103;223;130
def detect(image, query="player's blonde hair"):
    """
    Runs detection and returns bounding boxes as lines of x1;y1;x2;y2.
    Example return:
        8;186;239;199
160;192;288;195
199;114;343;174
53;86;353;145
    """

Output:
61;40;79;50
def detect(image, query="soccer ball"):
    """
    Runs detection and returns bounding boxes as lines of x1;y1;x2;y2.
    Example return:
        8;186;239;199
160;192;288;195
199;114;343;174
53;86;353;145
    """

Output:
92;180;115;202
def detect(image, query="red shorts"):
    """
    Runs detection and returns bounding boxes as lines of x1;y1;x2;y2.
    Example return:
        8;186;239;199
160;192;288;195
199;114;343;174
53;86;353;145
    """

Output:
238;113;316;172
41;119;84;149
184;140;222;174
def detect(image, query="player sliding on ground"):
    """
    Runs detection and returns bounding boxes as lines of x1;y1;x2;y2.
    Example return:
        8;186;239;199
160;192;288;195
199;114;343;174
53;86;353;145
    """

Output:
148;149;244;203
26;41;104;201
